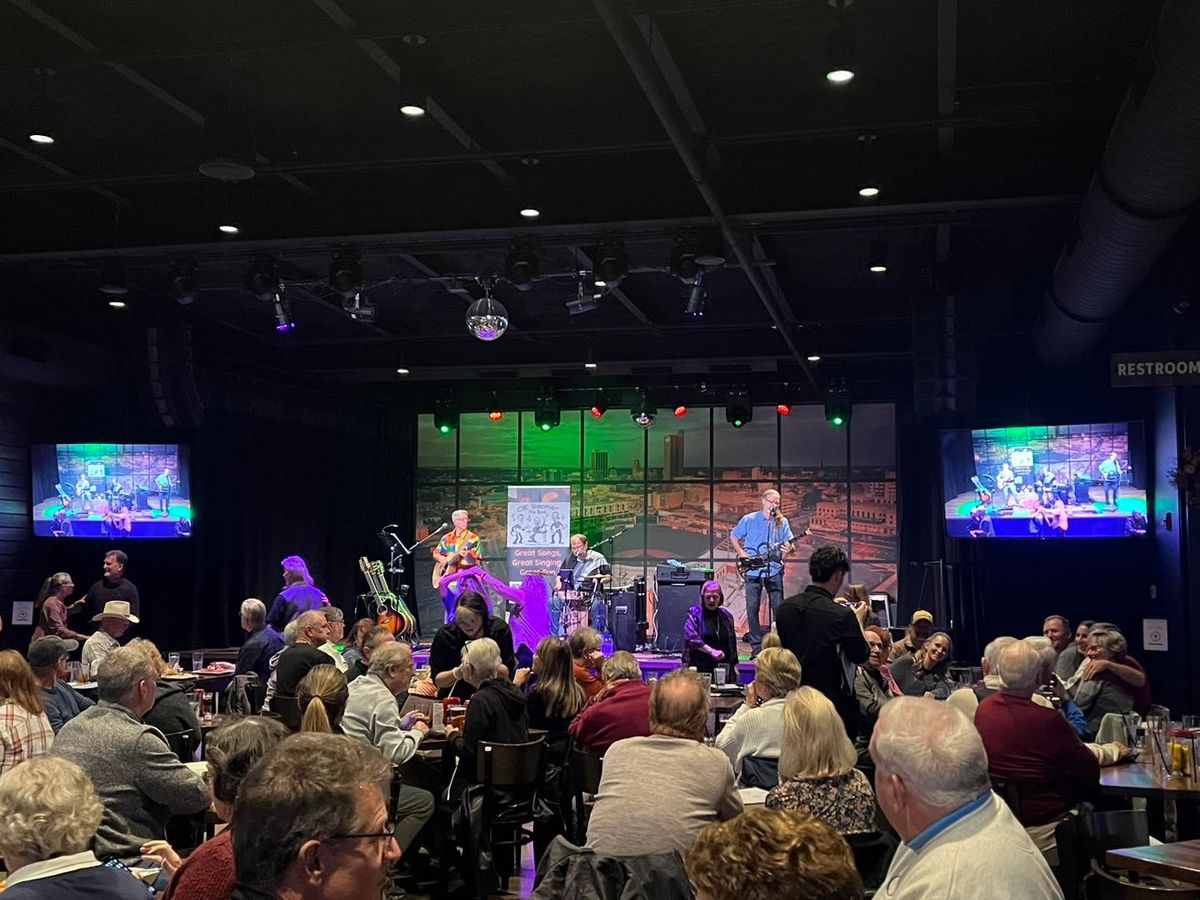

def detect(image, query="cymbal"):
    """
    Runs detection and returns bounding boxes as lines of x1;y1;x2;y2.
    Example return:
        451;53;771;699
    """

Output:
582;573;612;581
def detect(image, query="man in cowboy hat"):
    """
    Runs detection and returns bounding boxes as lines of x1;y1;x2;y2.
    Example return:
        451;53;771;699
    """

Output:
81;601;139;677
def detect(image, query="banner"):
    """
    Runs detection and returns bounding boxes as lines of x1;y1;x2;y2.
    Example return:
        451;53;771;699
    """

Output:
506;485;571;584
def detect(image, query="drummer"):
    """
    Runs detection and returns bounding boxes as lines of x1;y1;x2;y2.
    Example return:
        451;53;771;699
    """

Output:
549;534;610;638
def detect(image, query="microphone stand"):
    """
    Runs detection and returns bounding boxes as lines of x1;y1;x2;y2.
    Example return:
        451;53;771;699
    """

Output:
376;522;450;647
589;525;631;637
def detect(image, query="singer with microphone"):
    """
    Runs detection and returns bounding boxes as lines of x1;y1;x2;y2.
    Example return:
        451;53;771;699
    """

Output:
432;509;481;620
730;489;794;658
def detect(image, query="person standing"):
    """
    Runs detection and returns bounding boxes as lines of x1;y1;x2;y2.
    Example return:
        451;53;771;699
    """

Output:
776;547;869;738
1098;451;1123;510
32;572;89;642
730;489;794;657
433;509;482;620
154;467;174;513
264;555;328;632
84;550;140;619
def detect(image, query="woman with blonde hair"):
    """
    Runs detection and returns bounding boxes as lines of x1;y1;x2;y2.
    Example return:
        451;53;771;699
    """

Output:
0;650;54;776
765;686;876;834
714;647;802;783
297;665;349;733
127;638;201;756
32;572;89;642
889;631;954;699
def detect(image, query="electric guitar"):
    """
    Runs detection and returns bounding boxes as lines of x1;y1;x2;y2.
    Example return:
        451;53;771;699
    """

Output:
737;526;813;575
359;557;417;640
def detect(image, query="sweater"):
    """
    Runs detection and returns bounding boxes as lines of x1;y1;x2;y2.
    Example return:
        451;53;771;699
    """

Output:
84;577;140;618
143;680;202;754
889;654;953;699
567;680;652;753
428;618;517;701
40;679;96;733
879;792;1062;900
587;734;742;857
2;851;152;900
49;701;209;863
32;596;89;642
342;673;425;765
274;644;333;697
713;696;785;778
163;828;235;900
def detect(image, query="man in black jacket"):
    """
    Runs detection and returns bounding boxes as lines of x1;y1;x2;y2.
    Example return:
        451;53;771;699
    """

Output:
776;546;870;737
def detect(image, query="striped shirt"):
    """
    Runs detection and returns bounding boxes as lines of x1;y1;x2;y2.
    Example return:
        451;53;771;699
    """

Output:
0;700;55;776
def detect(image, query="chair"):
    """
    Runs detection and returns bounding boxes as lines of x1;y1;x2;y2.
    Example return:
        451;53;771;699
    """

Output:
990;776;1023;814
474;737;547;896
272;695;301;731
566;741;604;845
739;755;780;790
1087;861;1200;899
161;729;199;763
1083;810;1151;862
845;831;898;891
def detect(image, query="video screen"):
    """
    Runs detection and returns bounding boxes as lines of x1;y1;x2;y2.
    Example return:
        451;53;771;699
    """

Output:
941;422;1147;539
32;443;193;539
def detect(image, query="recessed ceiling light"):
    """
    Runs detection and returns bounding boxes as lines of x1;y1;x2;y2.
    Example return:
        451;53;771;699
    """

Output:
825;68;855;84
396;367;410;375
593;278;607;288
108;300;127;309
399;104;426;118
807;354;822;362
28;133;54;144
869;264;888;273
584;361;597;369
858;185;880;198
218;223;239;235
519;207;540;219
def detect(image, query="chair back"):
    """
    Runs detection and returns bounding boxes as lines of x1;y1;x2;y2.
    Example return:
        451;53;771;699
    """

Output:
845;831;898;891
1089;860;1200;898
272;695;302;731
566;742;605;844
161;729;198;763
1082;810;1149;862
477;736;546;787
989;776;1022;815
739;755;780;790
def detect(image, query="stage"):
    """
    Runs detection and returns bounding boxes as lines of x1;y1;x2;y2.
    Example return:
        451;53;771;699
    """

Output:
33;497;194;538
944;489;1147;538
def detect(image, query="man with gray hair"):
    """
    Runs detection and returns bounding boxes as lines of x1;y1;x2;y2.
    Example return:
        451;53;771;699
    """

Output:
586;669;742;856
568;650;653;752
50;646;209;865
274;609;336;698
346;624;396;683
870;696;1062;899
234;597;285;688
945;635;1016;720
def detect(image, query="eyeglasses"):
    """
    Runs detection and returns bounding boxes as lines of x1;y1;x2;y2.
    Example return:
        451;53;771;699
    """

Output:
326;822;396;846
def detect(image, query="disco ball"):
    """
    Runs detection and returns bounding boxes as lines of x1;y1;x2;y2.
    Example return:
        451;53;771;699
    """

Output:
465;295;509;341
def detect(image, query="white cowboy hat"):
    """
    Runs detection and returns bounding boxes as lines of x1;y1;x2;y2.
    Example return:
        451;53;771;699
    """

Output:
92;600;140;624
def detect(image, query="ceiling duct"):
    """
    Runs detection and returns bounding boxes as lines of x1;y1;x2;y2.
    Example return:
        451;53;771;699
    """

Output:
1033;0;1200;364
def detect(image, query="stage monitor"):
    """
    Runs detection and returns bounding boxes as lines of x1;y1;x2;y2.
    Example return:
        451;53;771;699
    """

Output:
940;422;1147;540
31;443;193;539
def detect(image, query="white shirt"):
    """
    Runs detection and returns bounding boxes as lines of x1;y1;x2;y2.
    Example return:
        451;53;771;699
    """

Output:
713;696;786;778
318;641;349;672
5;850;102;888
81;631;119;677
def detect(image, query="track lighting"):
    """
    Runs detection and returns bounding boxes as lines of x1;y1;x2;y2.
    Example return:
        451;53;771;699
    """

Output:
726;393;752;429
168;261;199;305
825;388;852;427
504;242;539;290
534;396;560;431
591;239;628;289
434;403;458;434
632;395;656;430
867;238;889;274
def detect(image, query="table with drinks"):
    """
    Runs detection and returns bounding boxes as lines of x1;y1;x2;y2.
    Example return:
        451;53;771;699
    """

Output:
1101;715;1200;840
70;649;236;714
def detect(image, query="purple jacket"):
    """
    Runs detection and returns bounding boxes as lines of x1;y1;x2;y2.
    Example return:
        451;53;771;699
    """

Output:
682;604;738;669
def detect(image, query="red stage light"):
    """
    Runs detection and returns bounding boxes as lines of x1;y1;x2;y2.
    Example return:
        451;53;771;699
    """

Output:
590;406;606;419
673;405;688;418
489;410;504;421
776;403;792;416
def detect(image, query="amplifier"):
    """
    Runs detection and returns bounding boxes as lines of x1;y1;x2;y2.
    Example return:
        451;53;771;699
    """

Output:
609;590;638;652
654;564;709;585
653;581;702;652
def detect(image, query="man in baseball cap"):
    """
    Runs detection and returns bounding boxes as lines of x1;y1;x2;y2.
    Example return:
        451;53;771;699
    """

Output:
28;636;95;733
891;610;936;661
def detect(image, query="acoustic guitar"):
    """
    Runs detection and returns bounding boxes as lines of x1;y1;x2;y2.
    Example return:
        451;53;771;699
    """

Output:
359;557;417;640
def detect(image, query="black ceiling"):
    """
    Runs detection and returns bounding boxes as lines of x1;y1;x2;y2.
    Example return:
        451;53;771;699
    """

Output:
0;0;1167;399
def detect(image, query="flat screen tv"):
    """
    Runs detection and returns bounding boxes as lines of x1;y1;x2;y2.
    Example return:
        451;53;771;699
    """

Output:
31;443;193;539
940;422;1147;539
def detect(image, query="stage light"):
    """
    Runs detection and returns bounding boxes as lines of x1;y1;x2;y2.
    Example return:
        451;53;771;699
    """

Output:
108;299;127;309
245;256;282;302
777;403;792;416
685;274;706;317
858;183;881;198
29;133;54;144
344;292;375;322
489;410;504;422
632;395;656;430
504;242;539;290
168;261;199;305
433;404;458;434
567;275;601;315
329;249;363;300
825;392;852;428
592;239;628;289
519;206;540;219
395;367;410;375
590;404;606;419
465;281;508;341
98;258;128;296
670;239;700;284
534;397;560;431
726;394;752;429
273;294;295;332
867;238;889;273
398;35;427;117
673;405;688;418
807;354;822;362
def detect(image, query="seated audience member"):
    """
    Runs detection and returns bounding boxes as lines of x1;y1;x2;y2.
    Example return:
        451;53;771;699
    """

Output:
0;756;151;899
346;624;395;683
81;600;137;676
870;697;1062;899
567;651;652;752
445;637;529;793
854;625;900;755
341;617;375;668
945;636;1017;720
1072;630;1137;737
342;641;435;855
686;807;865;900
1078;623;1151;714
51;647;209;864
274;610;335;699
586;669;742;856
515;636;586;747
297;665;349;733
316;606;349;672
0;650;55;776
568;626;606;701
766;687;876;834
32;572;89;642
28;636;95;733
1042;615;1078;681
429;591;516;700
234;597;285;688
889;631;953;699
262;618;301;711
715;647;802;781
682;579;739;679
128;638;202;753
1059;620;1095;681
161;717;291;900
890;610;934;661
974;639;1100;858
230;733;401;899
761;629;782;650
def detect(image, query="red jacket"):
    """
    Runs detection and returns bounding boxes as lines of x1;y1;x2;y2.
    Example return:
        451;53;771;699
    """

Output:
567;680;652;753
975;692;1099;825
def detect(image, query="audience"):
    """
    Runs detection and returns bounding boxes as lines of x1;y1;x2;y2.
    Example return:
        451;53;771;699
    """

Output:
1072;629;1136;736
1042;615;1076;680
346;624;395;683
341;641;436;855
50;646;209;864
0;649;55;776
445;637;529;793
568;626;606;701
870;696;1061;899
234;597;285;688
714;647;802;781
317;606;349;672
0;756;151;898
28;636;95;733
342;617;376;668
429;591;516;700
161;717;291;900
264;554;329;632
586;669;742;856
765;687;876;834
516;636;586;745
761;629;782;650
274;610;335;699
1078;623;1151;714
854;625;900;756
974;639;1099;859
686;807;865;900
682;579;739;679
128;638;202;754
1059;619;1095;681
297;664;349;733
776;547;869;737
945;635;1017;720
81;600;138;677
889;631;953;699
261;617;302;712
890;610;934;661
229;733;400;899
567;651;652;752
32;572;89;642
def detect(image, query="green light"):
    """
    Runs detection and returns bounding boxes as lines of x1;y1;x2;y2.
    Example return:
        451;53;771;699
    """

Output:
733;419;743;428
832;415;844;426
439;425;451;434
540;423;552;432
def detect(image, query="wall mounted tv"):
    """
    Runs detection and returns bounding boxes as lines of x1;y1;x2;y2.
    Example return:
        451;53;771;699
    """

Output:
940;422;1147;540
31;443;193;539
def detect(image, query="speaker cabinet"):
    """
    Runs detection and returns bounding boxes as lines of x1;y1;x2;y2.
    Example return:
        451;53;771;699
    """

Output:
609;591;638;652
653;581;702;653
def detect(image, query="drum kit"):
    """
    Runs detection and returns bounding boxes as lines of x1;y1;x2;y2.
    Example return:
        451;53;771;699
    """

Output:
530;569;620;634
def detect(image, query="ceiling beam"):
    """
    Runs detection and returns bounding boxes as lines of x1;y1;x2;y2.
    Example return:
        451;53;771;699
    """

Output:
937;0;958;157
0;135;127;205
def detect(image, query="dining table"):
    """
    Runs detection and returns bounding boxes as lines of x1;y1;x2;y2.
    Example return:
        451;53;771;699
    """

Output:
1100;762;1200;840
1105;839;1200;886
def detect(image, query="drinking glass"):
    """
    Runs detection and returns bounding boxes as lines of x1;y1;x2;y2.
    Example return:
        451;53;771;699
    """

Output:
168;652;181;671
1183;715;1200;732
68;661;82;683
191;651;204;672
700;673;713;695
713;667;727;687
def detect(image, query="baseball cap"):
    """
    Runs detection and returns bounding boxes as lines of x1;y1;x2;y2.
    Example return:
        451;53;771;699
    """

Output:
28;636;79;669
911;610;934;624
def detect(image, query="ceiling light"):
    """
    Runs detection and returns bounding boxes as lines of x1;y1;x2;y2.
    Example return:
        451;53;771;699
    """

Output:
807;354;822;362
504;241;539;290
776;403;792;416
671;240;700;284
218;223;240;235
434;403;458;434
398;34;428;117
825;68;855;84
726;393;752;429
395;367;410;375
168;260;199;305
245;256;282;302
399;104;426;118
592;239;628;289
584;361;598;370
97;257;128;296
519;207;541;219
867;238;889;274
685;273;707;317
593;277;607;288
488;410;504;422
329;249;363;300
465;281;508;341
107;300;127;309
673;405;688;418
825;21;857;85
534;396;560;431
632;395;656;430
29;133;54;144
857;184;881;198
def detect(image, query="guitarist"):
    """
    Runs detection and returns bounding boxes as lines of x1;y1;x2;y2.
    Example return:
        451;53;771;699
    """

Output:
432;509;481;620
730;489;795;658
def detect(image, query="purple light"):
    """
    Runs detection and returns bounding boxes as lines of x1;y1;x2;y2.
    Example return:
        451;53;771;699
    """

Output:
276;322;295;332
